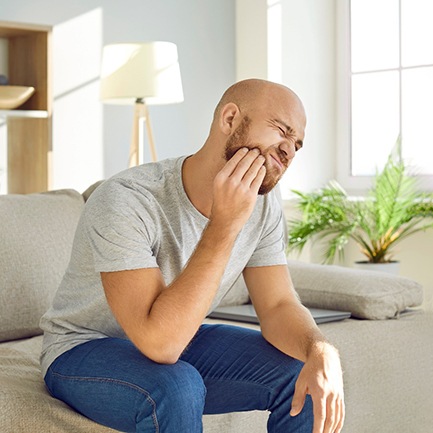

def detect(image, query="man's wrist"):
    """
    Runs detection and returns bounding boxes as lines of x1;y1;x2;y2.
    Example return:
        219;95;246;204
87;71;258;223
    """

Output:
306;339;340;361
206;217;243;240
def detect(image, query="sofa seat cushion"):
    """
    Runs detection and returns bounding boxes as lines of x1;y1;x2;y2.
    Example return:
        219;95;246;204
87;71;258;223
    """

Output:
0;189;84;342
0;336;119;433
318;311;433;432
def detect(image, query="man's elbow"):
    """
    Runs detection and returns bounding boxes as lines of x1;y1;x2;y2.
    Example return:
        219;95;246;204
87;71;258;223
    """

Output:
126;318;191;365
147;350;180;365
135;339;182;365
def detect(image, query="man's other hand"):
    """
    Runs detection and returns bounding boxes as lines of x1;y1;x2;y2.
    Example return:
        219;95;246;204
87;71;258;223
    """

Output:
290;342;345;433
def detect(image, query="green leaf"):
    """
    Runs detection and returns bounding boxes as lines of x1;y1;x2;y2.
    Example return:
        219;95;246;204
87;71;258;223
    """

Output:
286;137;433;263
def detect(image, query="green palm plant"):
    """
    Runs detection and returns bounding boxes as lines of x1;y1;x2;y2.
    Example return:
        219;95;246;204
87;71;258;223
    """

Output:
287;143;433;264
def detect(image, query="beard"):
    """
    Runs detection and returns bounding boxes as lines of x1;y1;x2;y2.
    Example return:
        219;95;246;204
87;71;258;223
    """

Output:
224;116;288;195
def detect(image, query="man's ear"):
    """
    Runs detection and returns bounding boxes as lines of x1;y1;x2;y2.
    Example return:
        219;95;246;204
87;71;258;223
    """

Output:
219;103;240;135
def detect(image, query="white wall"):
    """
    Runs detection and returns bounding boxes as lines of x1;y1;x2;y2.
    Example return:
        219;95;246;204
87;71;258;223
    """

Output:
0;0;236;191
51;8;103;192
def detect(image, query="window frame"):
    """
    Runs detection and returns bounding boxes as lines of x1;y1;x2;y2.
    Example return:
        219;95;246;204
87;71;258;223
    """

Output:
336;0;433;194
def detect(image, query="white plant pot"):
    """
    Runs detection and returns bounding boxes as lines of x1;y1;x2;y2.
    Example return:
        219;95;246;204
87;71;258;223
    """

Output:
353;261;400;275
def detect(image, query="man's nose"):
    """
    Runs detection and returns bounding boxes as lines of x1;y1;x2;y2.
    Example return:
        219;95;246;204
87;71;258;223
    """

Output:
279;141;296;160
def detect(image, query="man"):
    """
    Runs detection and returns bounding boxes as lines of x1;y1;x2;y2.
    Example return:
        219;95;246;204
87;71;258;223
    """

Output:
40;79;344;433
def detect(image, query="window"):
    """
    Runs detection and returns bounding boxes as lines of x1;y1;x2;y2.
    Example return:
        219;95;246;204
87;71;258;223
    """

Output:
337;0;433;191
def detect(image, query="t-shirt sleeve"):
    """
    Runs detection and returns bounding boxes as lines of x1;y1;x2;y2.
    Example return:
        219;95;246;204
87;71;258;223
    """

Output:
83;179;158;272
245;189;288;268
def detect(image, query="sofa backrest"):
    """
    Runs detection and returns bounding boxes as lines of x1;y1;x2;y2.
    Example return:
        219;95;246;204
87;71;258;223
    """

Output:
0;189;84;342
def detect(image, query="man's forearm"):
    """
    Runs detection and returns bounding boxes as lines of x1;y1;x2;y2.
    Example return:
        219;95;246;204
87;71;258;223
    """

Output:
148;149;266;362
267;302;345;432
260;301;332;363
244;264;345;431
146;219;239;361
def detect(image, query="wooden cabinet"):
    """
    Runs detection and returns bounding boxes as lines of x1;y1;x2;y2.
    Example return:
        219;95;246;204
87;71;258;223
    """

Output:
0;21;52;194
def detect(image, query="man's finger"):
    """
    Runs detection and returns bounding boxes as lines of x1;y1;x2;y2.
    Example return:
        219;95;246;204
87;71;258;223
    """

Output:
335;397;345;433
323;394;337;433
312;396;326;433
242;155;265;187
219;147;249;176
228;148;262;182
290;382;306;417
250;165;266;193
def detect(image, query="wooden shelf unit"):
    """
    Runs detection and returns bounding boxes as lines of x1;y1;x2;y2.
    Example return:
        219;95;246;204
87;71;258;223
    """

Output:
0;21;52;194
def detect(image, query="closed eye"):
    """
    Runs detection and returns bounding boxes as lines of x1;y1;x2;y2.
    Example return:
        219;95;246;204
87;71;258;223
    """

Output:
280;127;302;152
270;118;303;151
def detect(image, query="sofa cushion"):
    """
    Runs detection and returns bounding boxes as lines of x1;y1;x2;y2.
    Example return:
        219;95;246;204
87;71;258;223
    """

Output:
0;335;119;433
287;260;424;319
0;189;84;342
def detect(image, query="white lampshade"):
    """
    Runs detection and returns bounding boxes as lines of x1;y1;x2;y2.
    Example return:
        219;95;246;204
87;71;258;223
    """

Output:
100;41;184;105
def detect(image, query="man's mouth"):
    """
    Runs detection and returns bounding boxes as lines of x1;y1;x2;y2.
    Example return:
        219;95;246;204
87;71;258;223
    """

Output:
270;154;285;171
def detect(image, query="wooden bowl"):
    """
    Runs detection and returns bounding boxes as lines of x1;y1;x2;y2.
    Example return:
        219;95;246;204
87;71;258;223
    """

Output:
0;85;35;109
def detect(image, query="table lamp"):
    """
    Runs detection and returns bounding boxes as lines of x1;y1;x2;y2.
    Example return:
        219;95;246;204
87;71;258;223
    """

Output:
100;42;184;167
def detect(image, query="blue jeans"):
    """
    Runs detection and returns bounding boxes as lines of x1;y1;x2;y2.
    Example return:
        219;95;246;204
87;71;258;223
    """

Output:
44;324;313;432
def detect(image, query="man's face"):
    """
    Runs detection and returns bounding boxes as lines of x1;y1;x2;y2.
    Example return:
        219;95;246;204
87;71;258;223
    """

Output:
224;115;295;195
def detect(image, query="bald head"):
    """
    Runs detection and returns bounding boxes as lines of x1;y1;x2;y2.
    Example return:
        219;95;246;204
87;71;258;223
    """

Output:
213;79;305;123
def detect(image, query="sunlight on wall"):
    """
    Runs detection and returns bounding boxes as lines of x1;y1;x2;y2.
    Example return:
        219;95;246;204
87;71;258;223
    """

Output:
235;0;268;80
236;0;283;83
267;0;282;83
52;8;103;192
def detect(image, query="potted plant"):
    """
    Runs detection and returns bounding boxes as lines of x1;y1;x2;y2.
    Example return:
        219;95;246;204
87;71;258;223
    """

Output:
287;142;433;269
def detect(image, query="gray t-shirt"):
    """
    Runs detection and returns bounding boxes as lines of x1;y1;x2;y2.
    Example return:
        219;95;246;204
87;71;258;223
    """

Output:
40;156;287;376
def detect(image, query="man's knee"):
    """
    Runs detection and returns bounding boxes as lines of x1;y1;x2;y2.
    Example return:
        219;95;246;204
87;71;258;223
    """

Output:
139;361;206;415
134;361;206;431
165;361;206;408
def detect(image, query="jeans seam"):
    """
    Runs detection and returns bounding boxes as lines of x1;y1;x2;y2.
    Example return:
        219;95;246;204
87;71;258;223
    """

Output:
52;371;160;432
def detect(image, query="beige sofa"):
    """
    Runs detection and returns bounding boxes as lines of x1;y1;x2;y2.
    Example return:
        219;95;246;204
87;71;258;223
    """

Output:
1;187;432;433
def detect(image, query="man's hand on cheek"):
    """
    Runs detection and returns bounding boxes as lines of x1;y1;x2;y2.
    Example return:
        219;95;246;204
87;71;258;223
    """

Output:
210;148;266;232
